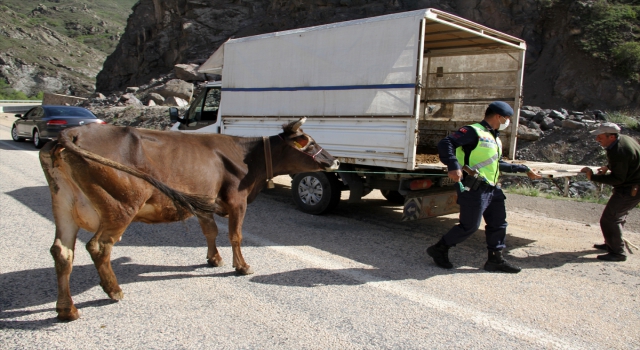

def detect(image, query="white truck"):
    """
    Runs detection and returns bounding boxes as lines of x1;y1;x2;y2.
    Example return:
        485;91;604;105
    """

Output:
169;8;537;220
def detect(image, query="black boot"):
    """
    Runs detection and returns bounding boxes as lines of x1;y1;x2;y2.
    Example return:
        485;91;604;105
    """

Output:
484;250;521;274
426;240;453;269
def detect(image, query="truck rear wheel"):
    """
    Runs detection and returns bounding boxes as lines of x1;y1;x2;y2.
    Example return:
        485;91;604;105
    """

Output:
291;172;341;215
380;190;405;205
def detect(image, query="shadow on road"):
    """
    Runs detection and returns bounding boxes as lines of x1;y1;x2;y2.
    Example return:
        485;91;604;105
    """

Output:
0;257;234;329
4;176;609;327
5;186;232;248
249;247;603;289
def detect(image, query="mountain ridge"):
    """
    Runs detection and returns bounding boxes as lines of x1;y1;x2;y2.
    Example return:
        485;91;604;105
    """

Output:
96;0;640;111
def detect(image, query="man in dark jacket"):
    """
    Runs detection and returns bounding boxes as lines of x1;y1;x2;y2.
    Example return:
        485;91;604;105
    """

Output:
581;122;640;262
427;101;542;273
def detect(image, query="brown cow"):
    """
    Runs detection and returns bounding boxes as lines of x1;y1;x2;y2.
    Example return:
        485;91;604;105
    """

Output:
39;117;338;321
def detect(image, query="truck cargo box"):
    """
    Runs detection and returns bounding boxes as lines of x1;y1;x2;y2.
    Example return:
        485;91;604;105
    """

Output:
197;8;527;170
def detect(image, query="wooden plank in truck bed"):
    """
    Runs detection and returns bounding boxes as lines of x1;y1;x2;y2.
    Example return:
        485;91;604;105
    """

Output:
413;159;597;178
508;161;595;178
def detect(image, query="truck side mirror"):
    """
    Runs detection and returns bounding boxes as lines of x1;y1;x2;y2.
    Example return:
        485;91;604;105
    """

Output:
15;114;24;119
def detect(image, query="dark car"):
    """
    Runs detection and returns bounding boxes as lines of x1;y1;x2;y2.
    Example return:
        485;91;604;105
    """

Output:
11;105;106;148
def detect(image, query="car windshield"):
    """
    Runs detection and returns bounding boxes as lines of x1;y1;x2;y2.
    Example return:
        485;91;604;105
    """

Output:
45;107;96;118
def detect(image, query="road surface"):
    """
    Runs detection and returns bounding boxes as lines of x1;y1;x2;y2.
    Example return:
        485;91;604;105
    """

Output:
0;119;638;349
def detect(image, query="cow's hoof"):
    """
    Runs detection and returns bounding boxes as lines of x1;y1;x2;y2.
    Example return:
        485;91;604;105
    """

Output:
235;265;254;275
207;257;225;267
56;306;80;321
108;290;124;300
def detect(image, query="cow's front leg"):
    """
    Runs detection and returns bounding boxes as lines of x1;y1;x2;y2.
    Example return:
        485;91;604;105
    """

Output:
50;224;80;321
198;215;224;267
86;229;126;300
228;203;253;275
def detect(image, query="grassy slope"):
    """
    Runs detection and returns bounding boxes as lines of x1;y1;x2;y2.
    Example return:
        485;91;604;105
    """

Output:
0;0;137;95
0;0;137;54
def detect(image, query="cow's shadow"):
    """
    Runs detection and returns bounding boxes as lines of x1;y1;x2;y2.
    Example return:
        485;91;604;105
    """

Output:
4;182;607;326
0;257;235;329
5;186;239;248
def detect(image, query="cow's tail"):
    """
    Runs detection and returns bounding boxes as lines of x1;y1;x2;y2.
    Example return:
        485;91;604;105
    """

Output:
57;133;218;218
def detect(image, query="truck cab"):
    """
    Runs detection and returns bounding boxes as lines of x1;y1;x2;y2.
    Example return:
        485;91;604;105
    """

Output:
169;81;221;133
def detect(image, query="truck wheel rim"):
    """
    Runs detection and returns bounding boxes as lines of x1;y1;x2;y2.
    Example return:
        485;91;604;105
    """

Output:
298;176;323;205
12;127;18;140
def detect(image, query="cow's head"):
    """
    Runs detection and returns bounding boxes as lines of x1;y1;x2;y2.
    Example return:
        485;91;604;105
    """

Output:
278;117;339;172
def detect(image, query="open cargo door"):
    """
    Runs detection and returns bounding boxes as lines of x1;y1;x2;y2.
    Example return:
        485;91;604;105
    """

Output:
417;9;527;163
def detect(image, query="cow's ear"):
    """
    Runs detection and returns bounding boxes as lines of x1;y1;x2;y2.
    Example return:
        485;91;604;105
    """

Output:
291;117;306;132
282;117;307;134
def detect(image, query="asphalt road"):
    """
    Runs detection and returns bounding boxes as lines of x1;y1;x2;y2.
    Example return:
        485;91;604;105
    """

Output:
0;121;638;349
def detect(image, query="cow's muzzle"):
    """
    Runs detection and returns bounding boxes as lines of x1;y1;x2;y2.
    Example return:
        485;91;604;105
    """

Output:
325;159;340;171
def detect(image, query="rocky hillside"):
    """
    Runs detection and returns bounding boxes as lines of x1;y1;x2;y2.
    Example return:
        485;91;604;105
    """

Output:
96;0;640;111
0;0;136;97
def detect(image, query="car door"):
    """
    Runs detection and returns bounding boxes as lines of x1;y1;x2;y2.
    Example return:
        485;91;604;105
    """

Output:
28;107;45;137
17;107;38;137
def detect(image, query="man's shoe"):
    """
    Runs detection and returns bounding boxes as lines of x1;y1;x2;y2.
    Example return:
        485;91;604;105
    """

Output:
596;253;627;262
593;243;608;250
426;241;453;269
484;251;521;274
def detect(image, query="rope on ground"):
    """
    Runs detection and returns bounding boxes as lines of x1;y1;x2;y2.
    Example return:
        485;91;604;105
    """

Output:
332;170;448;176
623;238;637;254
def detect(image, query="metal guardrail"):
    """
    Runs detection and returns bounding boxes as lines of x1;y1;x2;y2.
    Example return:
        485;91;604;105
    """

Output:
0;103;42;113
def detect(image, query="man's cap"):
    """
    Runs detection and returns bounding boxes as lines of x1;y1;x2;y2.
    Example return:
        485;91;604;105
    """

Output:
488;101;514;117
590;122;621;135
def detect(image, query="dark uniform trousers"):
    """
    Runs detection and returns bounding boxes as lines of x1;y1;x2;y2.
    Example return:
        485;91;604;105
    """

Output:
601;186;640;255
442;184;507;251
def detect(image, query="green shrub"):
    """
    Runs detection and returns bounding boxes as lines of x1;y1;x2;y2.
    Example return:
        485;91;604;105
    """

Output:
505;185;540;197
612;41;640;80
0;79;41;100
607;110;640;129
576;1;640;78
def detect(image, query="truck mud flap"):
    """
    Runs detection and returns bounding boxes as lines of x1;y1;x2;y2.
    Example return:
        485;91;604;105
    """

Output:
402;189;459;221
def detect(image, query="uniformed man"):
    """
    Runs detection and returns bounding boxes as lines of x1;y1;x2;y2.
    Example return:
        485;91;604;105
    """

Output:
427;101;541;273
581;122;640;262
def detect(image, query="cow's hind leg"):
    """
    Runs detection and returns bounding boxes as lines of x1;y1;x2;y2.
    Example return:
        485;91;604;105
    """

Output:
198;216;225;267
86;225;129;300
43;144;82;321
50;219;80;321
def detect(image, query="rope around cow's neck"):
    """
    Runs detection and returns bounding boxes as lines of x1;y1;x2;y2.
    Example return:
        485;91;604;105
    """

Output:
263;136;275;188
331;170;448;176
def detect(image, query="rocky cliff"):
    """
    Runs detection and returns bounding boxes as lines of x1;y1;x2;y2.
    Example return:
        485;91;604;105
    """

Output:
96;0;639;110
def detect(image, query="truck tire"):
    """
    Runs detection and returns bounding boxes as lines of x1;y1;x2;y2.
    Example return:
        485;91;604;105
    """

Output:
292;172;341;215
380;190;405;205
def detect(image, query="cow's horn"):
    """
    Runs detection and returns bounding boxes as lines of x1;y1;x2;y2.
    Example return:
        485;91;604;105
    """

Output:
291;117;307;132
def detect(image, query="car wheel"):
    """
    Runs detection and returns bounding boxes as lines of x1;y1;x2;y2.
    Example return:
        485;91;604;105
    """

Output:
380;190;405;205
291;172;341;215
33;129;46;149
11;125;25;142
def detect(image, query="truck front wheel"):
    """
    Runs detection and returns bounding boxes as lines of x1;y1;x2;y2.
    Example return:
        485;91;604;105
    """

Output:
291;172;341;215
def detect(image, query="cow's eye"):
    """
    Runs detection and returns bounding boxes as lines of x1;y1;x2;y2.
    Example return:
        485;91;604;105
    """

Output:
292;136;309;149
